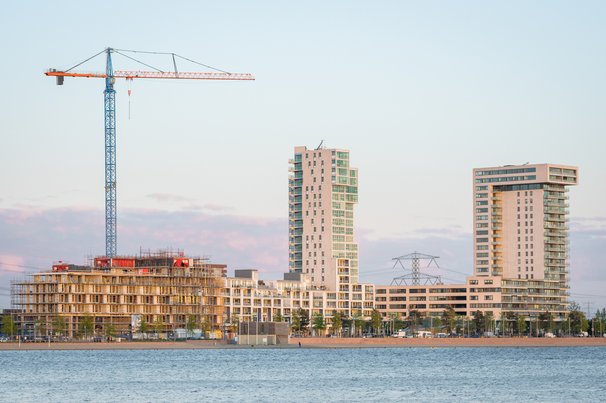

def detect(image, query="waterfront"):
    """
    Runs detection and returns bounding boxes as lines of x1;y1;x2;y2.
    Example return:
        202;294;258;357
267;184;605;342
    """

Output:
1;347;605;402
2;337;606;350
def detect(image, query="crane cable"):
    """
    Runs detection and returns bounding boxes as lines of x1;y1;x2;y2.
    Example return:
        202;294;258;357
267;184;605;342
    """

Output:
58;48;232;77
114;48;231;74
64;48;106;72
112;50;165;73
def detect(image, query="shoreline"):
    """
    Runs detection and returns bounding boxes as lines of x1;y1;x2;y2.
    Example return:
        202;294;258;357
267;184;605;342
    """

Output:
289;336;606;348
1;337;606;351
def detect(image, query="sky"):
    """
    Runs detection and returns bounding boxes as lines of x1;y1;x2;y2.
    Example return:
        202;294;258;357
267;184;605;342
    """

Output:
0;1;605;310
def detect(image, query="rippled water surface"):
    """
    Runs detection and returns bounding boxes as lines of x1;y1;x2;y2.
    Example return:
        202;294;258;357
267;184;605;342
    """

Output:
1;347;605;402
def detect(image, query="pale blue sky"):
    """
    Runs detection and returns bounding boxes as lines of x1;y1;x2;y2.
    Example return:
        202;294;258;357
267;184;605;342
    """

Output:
1;1;605;309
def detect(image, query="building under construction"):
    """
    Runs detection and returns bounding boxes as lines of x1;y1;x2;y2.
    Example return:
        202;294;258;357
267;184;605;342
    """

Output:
11;250;226;339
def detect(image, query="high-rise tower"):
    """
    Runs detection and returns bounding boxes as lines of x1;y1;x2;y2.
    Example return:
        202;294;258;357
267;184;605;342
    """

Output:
472;164;577;315
288;145;359;291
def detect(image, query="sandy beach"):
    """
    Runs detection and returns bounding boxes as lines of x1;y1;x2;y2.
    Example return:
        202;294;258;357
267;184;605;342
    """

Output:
1;337;606;350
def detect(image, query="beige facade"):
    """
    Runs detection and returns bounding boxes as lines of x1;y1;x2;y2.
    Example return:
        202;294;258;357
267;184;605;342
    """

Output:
11;252;226;338
472;163;577;318
289;146;359;291
375;284;468;318
224;269;375;329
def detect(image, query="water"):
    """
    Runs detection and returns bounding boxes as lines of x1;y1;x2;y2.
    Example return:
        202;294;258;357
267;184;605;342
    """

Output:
1;347;605;402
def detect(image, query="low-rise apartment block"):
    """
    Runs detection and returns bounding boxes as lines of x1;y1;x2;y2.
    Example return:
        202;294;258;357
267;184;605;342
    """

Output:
11;251;226;338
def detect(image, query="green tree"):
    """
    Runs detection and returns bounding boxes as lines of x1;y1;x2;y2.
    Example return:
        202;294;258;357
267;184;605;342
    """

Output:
273;311;284;323
408;310;423;336
186;314;198;338
312;313;326;336
52;316;67;337
593;308;606;337
104;324;116;340
442;307;456;334
291;309;301;334
517;314;527;336
599;309;606;336
568;302;588;335
538;311;554;335
473;311;485;335
387;312;398;335
139;317;149;339
371;309;382;335
332;311;343;336
200;317;211;333
298;309;310;335
227;314;239;335
432;317;442;334
36;319;48;338
2;314;16;337
80;314;94;340
153;317;164;337
483;311;494;334
504;311;517;336
353;311;365;337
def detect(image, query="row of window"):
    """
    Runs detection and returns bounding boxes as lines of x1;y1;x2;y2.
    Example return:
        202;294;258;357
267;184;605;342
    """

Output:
475;175;536;183
475;167;536;176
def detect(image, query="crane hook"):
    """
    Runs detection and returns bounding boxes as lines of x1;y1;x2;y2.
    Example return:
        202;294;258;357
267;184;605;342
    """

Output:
127;78;133;120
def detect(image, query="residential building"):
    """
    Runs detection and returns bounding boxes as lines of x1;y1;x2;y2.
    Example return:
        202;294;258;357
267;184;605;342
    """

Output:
472;163;578;318
374;163;578;323
10;251;226;338
224;269;375;330
375;284;469;318
289;145;359;291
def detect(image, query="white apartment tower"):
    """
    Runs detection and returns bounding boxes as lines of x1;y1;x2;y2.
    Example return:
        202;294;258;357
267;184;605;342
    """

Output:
289;146;359;291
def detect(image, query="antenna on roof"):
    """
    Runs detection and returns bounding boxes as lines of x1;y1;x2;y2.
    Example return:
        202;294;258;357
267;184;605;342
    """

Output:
316;140;324;150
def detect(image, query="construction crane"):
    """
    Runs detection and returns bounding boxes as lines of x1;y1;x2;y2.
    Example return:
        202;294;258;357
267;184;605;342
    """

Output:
45;47;254;258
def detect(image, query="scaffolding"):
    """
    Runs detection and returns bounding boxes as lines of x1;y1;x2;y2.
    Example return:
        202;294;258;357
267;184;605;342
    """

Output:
10;250;226;339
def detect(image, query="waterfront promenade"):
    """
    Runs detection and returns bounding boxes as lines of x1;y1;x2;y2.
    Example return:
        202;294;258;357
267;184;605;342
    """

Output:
2;337;606;350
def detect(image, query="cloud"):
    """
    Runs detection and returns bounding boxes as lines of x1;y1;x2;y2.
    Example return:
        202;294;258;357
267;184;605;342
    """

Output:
0;207;605;311
147;193;190;203
147;194;234;213
202;203;234;212
0;254;26;274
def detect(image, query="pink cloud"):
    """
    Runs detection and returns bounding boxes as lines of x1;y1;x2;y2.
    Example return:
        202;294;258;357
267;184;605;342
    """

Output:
0;254;26;273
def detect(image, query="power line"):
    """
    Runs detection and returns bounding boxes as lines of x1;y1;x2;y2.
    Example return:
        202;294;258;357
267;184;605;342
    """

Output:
0;262;47;271
570;293;606;299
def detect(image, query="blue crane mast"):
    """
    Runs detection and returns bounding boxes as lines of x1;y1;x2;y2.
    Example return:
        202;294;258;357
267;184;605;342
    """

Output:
46;47;254;257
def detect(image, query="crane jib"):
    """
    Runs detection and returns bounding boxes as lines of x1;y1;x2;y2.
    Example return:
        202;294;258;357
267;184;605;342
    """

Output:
45;70;254;81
